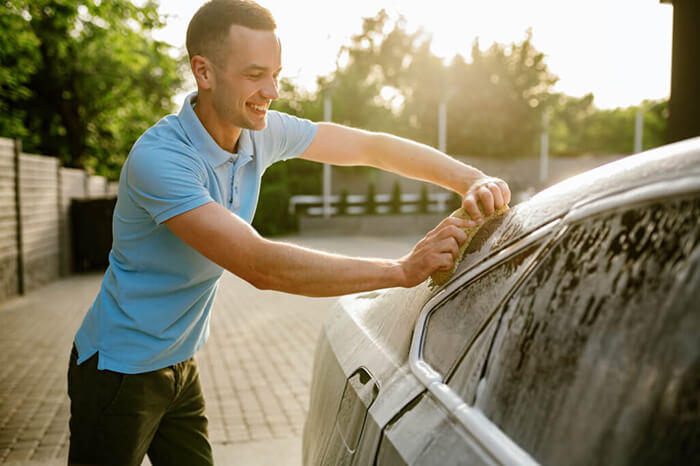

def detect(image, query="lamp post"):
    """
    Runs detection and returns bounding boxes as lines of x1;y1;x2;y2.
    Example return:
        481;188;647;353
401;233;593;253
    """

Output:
322;88;333;219
634;108;644;153
540;107;549;185
438;87;457;153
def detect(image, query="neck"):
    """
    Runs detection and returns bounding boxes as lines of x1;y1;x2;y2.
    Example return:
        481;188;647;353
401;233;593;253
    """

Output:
193;93;241;153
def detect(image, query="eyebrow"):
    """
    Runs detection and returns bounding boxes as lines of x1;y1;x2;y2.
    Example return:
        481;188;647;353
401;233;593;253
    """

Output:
244;64;283;73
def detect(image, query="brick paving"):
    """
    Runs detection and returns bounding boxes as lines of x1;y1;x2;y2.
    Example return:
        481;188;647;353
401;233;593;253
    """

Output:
0;234;420;465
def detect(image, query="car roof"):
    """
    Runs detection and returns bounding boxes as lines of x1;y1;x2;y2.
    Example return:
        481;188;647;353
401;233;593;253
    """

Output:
453;137;700;278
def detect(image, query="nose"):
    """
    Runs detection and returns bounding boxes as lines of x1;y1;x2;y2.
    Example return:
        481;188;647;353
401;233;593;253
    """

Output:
261;76;279;101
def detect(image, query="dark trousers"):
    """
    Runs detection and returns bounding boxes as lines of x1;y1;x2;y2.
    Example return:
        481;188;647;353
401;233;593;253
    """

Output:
67;344;213;466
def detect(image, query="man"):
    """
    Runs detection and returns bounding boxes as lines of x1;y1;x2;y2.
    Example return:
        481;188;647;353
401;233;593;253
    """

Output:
67;0;511;464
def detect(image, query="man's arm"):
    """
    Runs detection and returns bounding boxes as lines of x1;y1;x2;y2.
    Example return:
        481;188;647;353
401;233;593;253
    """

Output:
164;201;474;297
300;123;511;222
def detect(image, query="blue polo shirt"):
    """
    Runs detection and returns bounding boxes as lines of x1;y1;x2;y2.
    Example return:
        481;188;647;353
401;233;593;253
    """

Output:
74;92;318;374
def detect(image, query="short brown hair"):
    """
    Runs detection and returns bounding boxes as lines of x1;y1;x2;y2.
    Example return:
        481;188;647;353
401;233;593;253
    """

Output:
186;0;276;65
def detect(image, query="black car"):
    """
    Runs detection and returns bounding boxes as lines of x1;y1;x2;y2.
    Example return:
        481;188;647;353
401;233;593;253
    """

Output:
303;138;700;465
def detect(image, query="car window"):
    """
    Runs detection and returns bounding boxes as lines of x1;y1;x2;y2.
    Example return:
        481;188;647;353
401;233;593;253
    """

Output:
423;241;543;377
472;194;700;466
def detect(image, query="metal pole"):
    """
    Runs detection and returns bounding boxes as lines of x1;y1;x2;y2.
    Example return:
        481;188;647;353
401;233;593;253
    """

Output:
323;92;332;219
438;87;456;153
634;108;644;153
539;109;549;185
13;138;24;295
438;101;447;153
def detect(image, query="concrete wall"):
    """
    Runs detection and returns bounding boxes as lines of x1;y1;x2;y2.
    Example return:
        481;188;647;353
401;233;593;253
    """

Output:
0;138;118;303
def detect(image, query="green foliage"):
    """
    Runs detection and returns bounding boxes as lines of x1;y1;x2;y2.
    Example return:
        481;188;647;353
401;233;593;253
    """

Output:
444;31;558;157
315;12;559;157
252;158;322;236
252;180;294;237
0;1;40;139
549;95;669;155
310;10;667;159
0;0;184;179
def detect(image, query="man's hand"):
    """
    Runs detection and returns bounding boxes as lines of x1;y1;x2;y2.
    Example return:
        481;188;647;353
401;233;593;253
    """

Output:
397;216;477;288
462;176;511;223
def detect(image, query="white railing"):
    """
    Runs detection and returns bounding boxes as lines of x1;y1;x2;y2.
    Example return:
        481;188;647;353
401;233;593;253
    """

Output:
288;192;454;216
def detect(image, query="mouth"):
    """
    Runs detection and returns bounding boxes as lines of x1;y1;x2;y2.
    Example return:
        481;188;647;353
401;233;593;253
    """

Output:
246;102;268;116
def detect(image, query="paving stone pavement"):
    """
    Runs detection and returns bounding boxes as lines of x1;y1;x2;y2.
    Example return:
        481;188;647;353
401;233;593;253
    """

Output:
0;234;421;465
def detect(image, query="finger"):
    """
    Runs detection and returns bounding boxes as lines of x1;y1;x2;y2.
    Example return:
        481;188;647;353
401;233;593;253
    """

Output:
488;182;504;209
444;215;476;229
494;179;511;205
435;252;456;271
478;186;495;216
462;193;483;223
437;237;460;260
433;216;475;238
436;224;467;245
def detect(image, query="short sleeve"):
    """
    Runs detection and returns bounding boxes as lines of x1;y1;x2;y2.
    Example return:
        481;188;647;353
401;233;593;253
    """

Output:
126;146;214;225
261;111;318;167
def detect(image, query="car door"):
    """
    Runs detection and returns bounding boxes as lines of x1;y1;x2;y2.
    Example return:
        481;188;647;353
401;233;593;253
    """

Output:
377;176;699;465
375;218;560;465
469;179;700;465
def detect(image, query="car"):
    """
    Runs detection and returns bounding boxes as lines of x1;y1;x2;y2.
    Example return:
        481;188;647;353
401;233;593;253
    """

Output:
302;137;700;466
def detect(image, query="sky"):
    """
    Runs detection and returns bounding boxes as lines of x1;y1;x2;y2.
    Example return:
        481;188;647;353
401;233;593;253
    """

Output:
151;0;674;110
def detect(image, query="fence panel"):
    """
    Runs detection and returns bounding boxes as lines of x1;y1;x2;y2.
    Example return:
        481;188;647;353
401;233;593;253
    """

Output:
19;152;60;292
86;175;108;197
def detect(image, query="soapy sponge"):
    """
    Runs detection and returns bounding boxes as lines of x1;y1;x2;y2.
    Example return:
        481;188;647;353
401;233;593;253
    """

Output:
430;204;509;286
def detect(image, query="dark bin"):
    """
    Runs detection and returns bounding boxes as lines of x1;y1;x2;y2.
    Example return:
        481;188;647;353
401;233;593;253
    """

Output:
71;197;117;272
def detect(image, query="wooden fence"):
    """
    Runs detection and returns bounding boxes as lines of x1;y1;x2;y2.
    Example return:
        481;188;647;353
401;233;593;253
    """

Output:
0;137;117;303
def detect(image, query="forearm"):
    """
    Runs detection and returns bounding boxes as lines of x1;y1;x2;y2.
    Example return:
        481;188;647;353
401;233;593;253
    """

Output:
366;132;487;194
243;238;406;297
166;202;472;298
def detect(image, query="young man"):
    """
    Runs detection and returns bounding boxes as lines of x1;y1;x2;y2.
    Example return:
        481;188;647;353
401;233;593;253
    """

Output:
67;0;511;464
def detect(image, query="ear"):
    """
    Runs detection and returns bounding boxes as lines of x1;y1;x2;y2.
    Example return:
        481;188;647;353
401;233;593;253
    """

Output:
191;55;215;90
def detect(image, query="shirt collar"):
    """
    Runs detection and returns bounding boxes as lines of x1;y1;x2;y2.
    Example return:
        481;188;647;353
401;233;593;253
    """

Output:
178;91;254;168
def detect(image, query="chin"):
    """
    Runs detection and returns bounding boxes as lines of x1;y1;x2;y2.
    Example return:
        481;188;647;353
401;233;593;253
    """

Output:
248;116;268;131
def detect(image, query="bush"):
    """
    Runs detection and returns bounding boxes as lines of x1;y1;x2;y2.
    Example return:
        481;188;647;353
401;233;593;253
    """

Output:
253;159;322;236
253;182;295;236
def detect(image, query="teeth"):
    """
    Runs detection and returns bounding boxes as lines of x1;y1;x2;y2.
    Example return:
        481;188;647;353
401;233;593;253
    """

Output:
249;104;266;112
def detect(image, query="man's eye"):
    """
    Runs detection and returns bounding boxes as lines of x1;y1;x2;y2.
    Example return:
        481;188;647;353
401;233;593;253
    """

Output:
248;74;262;79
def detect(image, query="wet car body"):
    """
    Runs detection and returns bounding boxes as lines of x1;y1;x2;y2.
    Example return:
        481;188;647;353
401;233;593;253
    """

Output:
303;138;700;465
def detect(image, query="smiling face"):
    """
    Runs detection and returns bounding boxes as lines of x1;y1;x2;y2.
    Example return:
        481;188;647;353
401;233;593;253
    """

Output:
210;25;281;131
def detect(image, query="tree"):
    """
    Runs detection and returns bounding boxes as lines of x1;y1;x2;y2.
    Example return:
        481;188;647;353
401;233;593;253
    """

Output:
313;12;559;158
0;0;184;179
0;0;40;139
548;94;668;156
444;31;558;157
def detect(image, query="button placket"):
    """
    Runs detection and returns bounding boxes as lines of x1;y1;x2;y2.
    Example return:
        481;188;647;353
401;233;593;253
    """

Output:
229;154;251;211
228;158;235;207
232;166;243;210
